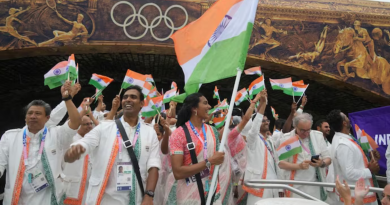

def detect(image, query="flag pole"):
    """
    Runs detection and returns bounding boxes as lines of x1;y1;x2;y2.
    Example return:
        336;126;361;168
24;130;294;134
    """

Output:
206;69;242;205
118;88;123;96
292;87;296;103
296;84;309;104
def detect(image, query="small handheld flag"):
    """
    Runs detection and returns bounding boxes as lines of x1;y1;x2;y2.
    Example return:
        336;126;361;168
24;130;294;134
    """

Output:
213;86;221;102
248;75;265;99
89;74;114;90
244;66;262;76
277;135;302;160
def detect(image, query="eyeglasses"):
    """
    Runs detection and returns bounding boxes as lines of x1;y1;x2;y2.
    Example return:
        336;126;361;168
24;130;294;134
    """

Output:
82;122;93;126
298;128;311;133
262;120;270;123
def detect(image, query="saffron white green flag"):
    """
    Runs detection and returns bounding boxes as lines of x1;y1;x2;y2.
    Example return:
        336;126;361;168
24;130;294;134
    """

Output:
121;69;147;89
244;66;262;76
171;0;258;101
163;88;177;103
283;84;309;96
234;88;248;106
277;135;302;160
213;112;227;129
141;96;158;117
209;99;229;114
270;77;292;91
248;75;265;98
44;61;69;89
89;74;114;90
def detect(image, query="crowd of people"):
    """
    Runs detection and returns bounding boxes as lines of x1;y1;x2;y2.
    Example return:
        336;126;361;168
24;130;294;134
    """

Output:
0;80;388;205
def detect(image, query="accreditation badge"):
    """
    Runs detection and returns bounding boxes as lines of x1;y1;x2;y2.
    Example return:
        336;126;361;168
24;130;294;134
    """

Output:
116;162;133;191
27;166;49;193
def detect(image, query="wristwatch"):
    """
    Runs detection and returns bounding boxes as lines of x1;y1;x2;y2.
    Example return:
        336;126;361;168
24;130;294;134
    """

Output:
145;190;154;198
62;95;73;101
205;159;211;170
320;160;326;168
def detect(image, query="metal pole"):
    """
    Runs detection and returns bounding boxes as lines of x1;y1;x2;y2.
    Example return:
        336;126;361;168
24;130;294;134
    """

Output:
206;69;242;205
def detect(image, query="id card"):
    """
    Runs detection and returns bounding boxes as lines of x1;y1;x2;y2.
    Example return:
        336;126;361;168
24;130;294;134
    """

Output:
116;162;133;191
185;168;210;185
27;167;49;193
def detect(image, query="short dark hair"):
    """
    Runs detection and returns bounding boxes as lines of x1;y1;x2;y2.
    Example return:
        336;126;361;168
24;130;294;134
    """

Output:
25;100;52;116
125;85;144;102
275;118;286;130
315;119;327;129
326;110;343;132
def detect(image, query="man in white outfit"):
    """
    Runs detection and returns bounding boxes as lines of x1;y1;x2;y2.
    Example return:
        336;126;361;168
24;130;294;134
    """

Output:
0;81;81;205
278;113;331;201
64;85;161;205
327;109;379;205
242;90;281;204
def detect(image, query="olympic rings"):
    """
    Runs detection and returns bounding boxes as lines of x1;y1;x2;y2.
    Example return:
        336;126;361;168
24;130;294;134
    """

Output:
110;1;188;41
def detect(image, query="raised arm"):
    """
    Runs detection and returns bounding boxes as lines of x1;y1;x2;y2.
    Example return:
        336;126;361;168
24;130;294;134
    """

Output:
247;91;267;146
62;81;81;130
168;101;177;118
282;102;297;133
159;118;171;155
56;10;73;25
105;95;120;120
237;100;256;132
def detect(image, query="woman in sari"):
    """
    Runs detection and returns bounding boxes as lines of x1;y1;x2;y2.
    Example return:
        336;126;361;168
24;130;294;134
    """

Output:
167;93;225;204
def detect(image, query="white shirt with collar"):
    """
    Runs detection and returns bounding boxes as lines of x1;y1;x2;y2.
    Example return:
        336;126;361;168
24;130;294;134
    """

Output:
329;132;377;205
0;122;77;205
279;129;330;200
71;117;161;205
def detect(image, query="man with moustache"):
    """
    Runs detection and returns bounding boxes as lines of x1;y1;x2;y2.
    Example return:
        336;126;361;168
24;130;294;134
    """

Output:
64;86;161;205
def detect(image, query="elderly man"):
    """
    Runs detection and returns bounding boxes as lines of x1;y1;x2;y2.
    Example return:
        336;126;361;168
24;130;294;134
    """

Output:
278;112;331;201
0;81;81;205
327;110;379;205
242;90;281;203
64;85;161;205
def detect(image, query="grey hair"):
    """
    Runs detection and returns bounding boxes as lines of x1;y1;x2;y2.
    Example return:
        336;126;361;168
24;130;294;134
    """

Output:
25;100;52;116
292;112;313;128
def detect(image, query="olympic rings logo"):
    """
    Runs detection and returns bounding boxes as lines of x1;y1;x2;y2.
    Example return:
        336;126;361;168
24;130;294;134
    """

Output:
110;2;188;41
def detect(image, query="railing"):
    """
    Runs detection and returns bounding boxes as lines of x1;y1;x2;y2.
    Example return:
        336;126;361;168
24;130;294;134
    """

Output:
245;179;384;203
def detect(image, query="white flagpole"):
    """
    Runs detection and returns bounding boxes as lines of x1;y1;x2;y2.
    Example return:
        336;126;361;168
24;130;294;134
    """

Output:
206;69;242;205
296;84;309;104
292;86;296;103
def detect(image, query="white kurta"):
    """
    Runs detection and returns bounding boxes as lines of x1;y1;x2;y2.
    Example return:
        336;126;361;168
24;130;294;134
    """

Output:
0;122;77;205
63;134;91;205
280;130;330;200
330;132;378;205
71;118;161;205
244;113;279;204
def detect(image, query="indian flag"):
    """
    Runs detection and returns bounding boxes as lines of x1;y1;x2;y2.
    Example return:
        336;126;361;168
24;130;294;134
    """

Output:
152;96;164;113
148;86;157;98
248;75;264;98
270;78;292;91
89;74;113;90
67;54;77;79
142;82;153;97
277;135;302;160
209;99;229;114
244;66;262;76
213;112;226;129
355;124;378;151
163;88;177;103
283;84;309;96
213;86;220;100
171;0;258;98
141;96;158;117
44;61;69;89
121;69;147;89
145;74;154;84
235;88;248;106
271;106;277;119
171;82;177;90
293;80;304;86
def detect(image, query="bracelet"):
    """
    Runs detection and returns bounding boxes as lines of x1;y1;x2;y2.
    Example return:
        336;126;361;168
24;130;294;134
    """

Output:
300;105;304;108
320;160;326;168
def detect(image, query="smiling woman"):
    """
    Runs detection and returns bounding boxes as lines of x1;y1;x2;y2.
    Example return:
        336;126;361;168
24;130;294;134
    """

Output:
166;93;226;204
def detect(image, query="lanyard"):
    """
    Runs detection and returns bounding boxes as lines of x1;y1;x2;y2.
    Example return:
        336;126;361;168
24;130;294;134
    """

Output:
116;121;140;160
23;127;47;166
259;135;275;159
299;139;311;154
189;121;207;160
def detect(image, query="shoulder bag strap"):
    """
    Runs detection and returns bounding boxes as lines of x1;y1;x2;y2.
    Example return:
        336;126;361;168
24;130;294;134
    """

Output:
115;119;145;196
182;124;206;205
